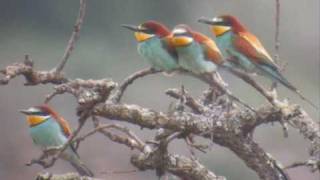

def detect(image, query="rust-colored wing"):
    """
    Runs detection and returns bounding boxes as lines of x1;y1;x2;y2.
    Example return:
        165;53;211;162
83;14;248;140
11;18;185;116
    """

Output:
234;32;278;68
163;35;179;60
193;32;224;65
54;116;72;137
39;105;72;137
201;39;224;65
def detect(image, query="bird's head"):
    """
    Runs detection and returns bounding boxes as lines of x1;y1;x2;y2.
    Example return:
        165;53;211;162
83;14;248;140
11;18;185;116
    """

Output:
20;105;55;127
122;20;170;42
198;15;247;36
170;24;194;47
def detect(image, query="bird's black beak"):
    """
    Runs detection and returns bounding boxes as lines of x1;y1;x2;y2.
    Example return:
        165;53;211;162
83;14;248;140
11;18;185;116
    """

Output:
198;17;224;26
121;24;148;33
19;109;32;115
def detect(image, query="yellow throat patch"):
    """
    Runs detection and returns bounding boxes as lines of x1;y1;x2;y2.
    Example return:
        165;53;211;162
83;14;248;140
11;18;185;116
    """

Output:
27;115;48;127
212;26;231;37
171;36;193;47
134;32;154;42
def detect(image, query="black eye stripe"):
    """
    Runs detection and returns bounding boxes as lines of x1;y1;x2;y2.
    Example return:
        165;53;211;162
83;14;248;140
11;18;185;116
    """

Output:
174;32;192;37
143;28;155;34
31;112;49;116
215;20;231;26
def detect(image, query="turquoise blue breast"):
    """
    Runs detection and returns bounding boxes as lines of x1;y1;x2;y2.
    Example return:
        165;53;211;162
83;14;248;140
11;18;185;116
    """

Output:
29;117;67;149
176;42;217;74
137;37;178;72
216;31;256;72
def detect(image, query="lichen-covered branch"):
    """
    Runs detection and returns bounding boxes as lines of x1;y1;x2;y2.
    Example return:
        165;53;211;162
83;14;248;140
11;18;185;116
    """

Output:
35;172;100;180
93;101;319;180
131;153;226;180
0;55;68;85
45;78;116;105
166;88;205;114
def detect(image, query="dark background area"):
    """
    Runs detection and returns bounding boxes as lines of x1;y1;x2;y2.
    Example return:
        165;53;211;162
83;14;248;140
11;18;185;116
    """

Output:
0;0;319;179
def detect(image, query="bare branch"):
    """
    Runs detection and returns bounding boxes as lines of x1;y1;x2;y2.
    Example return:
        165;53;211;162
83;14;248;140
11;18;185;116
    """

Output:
54;0;87;73
94;102;320;179
0;55;68;86
45;78;116;104
285;159;319;172
111;68;161;103
271;0;281;90
35;172;100;180
274;0;281;62
75;123;146;152
131;153;225;180
166;88;205;114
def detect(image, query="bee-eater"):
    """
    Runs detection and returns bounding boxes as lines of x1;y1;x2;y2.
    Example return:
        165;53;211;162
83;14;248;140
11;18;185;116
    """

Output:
122;21;179;73
170;24;255;111
170;24;224;75
198;15;317;108
20;105;94;177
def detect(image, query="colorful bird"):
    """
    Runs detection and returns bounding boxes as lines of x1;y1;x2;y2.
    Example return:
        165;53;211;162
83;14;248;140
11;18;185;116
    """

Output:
170;24;255;111
122;21;179;73
20;105;94;177
198;15;317;108
170;24;224;75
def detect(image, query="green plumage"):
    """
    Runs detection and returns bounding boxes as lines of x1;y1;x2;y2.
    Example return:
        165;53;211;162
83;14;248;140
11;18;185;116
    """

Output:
175;41;217;75
138;37;179;72
29;117;94;177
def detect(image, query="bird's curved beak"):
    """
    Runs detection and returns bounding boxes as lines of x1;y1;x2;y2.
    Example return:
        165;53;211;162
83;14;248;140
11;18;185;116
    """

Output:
198;17;223;26
19;109;32;115
121;24;148;33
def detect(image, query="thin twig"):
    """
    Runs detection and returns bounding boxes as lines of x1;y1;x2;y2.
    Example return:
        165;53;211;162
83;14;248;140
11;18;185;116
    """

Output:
54;0;87;73
275;0;280;61
166;88;204;114
271;0;281;90
285;159;319;172
101;169;138;175
74;123;145;152
111;68;161;103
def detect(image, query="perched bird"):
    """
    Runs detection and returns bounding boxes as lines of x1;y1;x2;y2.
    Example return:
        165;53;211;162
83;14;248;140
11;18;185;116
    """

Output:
170;24;254;111
198;15;317;108
20;105;94;177
122;21;179;73
170;24;224;75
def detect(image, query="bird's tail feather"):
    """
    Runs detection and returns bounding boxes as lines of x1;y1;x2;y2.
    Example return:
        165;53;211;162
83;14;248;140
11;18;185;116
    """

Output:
260;65;318;109
69;158;94;177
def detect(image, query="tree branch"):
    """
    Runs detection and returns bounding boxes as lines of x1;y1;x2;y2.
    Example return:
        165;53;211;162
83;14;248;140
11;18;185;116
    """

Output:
35;172;100;180
111;67;161;103
131;153;226;180
0;55;68;85
54;0;87;73
166;88;205;114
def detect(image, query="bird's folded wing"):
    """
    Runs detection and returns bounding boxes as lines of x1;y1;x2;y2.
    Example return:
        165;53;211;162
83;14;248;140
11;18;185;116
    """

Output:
201;39;224;64
55;116;72;137
234;32;279;68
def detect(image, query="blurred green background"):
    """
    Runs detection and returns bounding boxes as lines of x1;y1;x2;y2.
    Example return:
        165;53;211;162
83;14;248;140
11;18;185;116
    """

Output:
0;0;319;179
